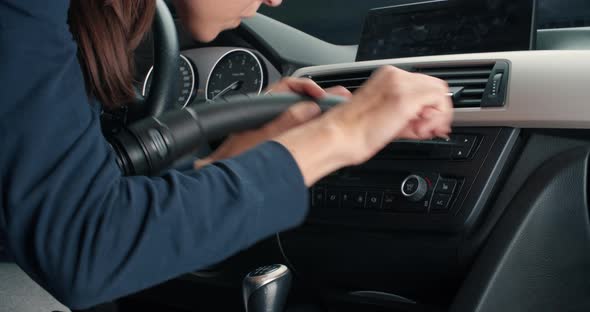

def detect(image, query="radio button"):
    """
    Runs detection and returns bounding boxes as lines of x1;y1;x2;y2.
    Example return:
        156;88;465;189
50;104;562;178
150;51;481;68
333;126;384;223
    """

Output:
456;135;477;147
326;190;341;209
383;192;397;210
342;191;366;209
401;175;428;202
367;192;383;210
341;191;354;209
435;179;457;194
452;146;472;159
312;187;326;209
351;192;367;209
432;193;452;211
452;135;477;159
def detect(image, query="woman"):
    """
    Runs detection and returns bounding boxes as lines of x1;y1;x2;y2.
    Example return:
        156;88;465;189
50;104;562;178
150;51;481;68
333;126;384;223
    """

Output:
0;0;452;309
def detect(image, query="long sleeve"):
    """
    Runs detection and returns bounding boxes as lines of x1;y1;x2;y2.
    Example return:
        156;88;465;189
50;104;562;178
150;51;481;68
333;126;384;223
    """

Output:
0;0;309;309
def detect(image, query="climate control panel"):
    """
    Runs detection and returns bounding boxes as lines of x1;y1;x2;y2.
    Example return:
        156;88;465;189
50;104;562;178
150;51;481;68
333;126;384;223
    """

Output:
304;128;519;232
311;172;461;214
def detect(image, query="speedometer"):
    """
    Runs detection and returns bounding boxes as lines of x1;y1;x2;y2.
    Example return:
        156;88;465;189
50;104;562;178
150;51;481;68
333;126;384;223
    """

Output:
142;54;196;109
206;49;265;101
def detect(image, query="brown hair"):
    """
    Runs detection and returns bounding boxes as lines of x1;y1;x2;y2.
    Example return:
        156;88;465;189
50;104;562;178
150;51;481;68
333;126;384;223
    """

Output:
69;0;157;110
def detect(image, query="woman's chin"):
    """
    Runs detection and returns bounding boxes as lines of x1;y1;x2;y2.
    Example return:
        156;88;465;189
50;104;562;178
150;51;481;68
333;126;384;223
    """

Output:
193;20;242;43
194;31;219;43
230;19;242;28
193;27;223;43
217;20;243;35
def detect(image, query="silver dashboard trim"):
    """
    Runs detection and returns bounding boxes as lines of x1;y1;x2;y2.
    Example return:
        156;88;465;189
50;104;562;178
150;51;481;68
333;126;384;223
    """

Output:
204;48;265;101
293;50;590;129
349;290;417;305
372;0;448;11
401;175;421;197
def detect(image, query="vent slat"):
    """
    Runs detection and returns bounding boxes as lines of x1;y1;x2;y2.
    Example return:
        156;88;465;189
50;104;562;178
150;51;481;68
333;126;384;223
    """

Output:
446;78;489;86
462;88;486;96
417;69;492;78
456;99;483;107
313;77;369;84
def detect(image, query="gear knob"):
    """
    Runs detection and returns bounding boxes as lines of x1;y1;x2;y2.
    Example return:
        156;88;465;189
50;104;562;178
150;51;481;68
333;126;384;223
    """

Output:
243;264;292;312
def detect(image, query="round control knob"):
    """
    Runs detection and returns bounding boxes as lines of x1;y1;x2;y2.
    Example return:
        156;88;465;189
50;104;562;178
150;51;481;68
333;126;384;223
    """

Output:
401;175;428;202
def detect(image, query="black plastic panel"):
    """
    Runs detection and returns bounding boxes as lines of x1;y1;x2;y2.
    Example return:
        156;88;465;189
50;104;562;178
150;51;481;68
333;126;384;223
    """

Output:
451;148;590;312
278;127;520;306
280;227;464;305
275;131;590;310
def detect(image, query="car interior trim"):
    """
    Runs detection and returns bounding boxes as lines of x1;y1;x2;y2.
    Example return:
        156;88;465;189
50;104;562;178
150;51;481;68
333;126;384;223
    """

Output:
293;50;590;129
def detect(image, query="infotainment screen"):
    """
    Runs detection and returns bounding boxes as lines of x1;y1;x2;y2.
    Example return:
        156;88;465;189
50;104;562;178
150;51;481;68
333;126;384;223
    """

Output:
356;0;537;62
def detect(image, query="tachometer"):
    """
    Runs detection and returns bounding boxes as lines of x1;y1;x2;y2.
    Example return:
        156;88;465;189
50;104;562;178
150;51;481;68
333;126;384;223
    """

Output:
206;49;265;101
142;54;196;109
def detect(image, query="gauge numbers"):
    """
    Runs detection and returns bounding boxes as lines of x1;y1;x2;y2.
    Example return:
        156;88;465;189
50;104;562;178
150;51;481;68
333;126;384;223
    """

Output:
142;54;196;109
206;49;265;101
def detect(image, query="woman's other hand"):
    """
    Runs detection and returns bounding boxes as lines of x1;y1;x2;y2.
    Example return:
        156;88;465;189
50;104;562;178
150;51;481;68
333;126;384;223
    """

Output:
194;78;352;168
265;77;353;98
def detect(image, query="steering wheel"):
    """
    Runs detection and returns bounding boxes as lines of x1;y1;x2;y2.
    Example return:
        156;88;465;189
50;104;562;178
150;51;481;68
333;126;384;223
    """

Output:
111;0;348;176
137;0;179;119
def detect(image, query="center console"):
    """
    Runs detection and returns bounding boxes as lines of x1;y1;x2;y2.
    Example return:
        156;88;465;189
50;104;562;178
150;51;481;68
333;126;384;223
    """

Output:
277;127;520;305
307;127;519;233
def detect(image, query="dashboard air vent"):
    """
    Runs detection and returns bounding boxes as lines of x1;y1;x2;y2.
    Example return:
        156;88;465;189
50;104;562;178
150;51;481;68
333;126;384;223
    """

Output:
414;64;495;108
307;61;509;108
308;70;374;93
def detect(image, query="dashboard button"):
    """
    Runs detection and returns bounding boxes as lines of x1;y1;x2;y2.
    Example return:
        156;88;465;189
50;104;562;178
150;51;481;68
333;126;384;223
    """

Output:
402;177;419;194
452;135;477;159
341;191;353;209
456;135;477;148
452;146;472;159
435;179;457;194
401;175;428;202
350;191;367;209
366;192;383;210
432;193;452;211
382;192;397;210
312;187;326;208
326;190;340;209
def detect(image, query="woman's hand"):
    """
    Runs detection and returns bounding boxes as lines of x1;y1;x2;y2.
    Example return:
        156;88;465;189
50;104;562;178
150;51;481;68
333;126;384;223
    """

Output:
194;78;352;168
275;66;454;186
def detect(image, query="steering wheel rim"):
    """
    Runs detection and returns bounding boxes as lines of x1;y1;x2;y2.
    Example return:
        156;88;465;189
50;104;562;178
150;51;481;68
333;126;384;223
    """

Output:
137;0;180;119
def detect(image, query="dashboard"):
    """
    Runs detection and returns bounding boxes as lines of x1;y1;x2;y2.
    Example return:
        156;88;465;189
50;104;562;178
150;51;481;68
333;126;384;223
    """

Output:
138;46;282;111
128;12;590;312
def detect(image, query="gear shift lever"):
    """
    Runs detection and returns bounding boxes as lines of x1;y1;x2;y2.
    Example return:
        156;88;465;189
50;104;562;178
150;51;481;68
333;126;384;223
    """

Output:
243;264;292;312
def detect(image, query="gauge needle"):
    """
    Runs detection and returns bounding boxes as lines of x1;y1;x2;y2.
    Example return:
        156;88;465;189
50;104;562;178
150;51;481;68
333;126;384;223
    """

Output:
212;81;242;100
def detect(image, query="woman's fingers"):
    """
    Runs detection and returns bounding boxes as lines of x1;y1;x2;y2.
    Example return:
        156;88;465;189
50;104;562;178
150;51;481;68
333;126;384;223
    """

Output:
267;77;353;99
266;78;327;98
325;86;353;98
320;65;454;162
